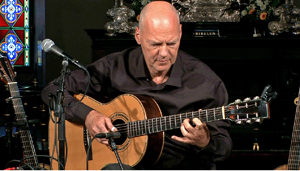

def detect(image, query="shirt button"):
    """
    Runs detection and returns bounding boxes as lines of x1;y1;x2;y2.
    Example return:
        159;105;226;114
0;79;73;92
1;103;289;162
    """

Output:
146;79;149;81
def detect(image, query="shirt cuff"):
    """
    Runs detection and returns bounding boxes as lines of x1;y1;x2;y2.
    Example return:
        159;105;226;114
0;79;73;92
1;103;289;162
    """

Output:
65;102;94;125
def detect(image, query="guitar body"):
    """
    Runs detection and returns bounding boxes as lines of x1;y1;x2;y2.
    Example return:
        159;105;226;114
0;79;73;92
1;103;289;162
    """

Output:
49;94;164;170
275;164;300;170
274;164;288;170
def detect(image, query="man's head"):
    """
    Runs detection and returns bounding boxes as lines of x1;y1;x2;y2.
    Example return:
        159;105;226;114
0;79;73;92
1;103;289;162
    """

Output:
135;1;182;75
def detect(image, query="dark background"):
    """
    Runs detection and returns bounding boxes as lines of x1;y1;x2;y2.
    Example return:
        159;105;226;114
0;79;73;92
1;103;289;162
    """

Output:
43;1;300;169
1;0;300;170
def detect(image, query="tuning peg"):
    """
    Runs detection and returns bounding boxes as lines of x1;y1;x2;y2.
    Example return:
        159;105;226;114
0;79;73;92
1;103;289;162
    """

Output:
253;96;261;100
246;119;254;124
234;99;242;103
243;97;251;102
255;118;261;123
235;120;242;124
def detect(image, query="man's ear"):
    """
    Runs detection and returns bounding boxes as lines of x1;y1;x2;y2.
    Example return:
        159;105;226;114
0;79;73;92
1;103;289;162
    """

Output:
179;24;182;39
135;27;141;45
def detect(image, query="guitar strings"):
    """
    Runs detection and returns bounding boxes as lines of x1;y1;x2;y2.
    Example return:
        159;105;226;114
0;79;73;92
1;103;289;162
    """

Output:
8;83;39;168
111;107;226;137
111;103;258;138
287;95;300;169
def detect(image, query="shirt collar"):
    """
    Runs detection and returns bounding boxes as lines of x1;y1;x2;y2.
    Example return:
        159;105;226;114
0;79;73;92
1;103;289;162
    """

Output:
134;52;183;88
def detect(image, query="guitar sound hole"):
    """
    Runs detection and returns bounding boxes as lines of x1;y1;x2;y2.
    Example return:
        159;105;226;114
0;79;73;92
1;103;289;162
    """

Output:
112;119;127;145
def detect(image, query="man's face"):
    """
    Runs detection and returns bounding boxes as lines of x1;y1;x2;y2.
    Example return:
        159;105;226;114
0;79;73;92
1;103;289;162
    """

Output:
135;19;182;74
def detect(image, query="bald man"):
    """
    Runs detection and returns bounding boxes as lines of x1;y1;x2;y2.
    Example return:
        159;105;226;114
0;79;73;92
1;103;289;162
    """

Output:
42;1;232;170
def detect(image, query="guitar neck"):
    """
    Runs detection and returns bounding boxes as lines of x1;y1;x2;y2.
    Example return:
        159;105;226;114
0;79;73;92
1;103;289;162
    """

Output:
8;82;39;168
128;106;225;138
287;103;300;170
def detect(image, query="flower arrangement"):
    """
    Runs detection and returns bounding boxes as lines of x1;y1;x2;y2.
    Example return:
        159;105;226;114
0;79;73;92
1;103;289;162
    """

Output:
241;0;282;22
131;0;152;16
123;0;152;21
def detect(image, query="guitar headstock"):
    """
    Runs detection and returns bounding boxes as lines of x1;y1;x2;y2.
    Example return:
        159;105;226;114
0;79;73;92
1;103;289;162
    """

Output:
225;96;270;124
225;85;277;124
0;54;16;84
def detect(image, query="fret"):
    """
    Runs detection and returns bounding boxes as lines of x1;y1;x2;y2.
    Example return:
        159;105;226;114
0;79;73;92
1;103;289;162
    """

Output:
158;117;160;132
159;117;162;132
136;121;138;136
128;122;131;137
10;90;20;93
129;122;133;137
164;116;167;131
214;108;216;120
154;118;157;133
142;120;145;135
133;122;136;136
13;105;24;108
138;121;143;135
169;116;172;130
155;118;158;133
148;119;151;134
205;110;208;122
137;120;140;136
174;115;176;128
151;118;154;133
141;120;144;135
291;140;300;143
143;120;147;135
134;121;137;137
15;112;25;115
127;122;131;137
16;118;26;121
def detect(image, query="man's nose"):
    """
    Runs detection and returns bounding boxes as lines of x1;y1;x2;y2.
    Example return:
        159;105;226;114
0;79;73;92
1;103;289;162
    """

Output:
159;45;168;57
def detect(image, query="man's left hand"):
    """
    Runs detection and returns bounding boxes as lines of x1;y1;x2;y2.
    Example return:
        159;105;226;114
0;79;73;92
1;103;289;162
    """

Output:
171;118;210;148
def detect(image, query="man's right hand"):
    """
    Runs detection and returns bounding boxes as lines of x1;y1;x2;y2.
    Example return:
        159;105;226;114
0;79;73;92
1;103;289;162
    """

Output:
84;110;117;145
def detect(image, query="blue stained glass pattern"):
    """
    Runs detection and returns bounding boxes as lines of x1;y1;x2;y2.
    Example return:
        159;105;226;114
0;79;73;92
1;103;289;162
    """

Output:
0;0;22;23
0;33;23;61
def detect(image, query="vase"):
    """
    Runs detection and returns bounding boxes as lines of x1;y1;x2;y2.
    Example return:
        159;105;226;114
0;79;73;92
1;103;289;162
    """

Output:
104;0;138;36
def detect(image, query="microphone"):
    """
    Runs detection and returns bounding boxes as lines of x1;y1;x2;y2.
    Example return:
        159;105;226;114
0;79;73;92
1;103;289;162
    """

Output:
94;132;121;139
41;38;85;69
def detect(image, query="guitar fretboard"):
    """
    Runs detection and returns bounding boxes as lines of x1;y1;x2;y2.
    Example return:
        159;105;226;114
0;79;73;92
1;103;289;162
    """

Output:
8;82;39;168
288;95;300;170
127;106;225;138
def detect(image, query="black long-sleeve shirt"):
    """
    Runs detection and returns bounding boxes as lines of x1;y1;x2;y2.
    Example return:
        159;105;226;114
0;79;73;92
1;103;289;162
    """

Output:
41;46;232;169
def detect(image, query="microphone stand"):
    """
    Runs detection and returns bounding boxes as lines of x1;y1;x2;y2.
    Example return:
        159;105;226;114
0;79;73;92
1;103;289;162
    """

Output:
108;138;124;170
53;59;69;170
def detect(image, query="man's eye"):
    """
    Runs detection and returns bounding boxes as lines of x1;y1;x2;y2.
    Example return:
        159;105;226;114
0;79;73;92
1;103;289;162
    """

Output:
151;44;160;47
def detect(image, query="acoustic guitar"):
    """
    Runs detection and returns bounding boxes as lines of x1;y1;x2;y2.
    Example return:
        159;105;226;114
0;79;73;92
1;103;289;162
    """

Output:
0;55;41;169
275;96;300;170
49;92;271;170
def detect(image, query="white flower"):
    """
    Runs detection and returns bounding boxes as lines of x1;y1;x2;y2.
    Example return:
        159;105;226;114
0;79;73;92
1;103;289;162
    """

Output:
265;0;270;5
247;4;255;10
241;10;248;16
256;1;264;7
141;0;150;6
260;4;267;10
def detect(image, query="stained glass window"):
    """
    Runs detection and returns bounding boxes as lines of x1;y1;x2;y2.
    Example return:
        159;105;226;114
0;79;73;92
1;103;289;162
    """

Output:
0;0;29;66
